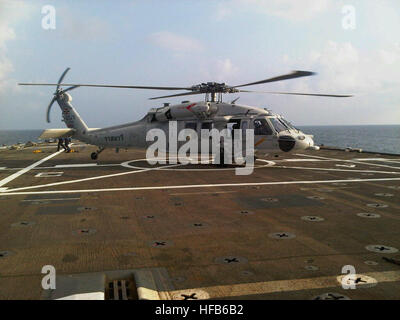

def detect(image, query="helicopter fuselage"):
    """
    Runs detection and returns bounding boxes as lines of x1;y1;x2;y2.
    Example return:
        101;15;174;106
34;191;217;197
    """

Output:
58;93;316;156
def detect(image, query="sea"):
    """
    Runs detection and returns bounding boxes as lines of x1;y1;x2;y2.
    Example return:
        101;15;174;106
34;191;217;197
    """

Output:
0;125;399;155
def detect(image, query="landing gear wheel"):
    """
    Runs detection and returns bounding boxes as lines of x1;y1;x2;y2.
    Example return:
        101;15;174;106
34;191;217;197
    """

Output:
91;152;98;160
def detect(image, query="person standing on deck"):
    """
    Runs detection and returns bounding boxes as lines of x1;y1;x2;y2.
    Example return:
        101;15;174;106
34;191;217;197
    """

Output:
57;138;66;151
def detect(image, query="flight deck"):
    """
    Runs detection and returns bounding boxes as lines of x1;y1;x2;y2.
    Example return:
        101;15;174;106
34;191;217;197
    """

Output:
0;143;399;300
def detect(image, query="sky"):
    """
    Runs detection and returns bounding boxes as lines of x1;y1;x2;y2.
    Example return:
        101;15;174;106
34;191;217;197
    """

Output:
0;0;399;129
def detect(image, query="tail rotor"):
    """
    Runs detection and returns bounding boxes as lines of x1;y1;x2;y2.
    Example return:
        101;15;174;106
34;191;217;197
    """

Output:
44;68;80;123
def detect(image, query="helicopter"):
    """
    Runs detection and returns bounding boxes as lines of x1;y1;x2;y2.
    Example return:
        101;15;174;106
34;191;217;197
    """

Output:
19;68;351;164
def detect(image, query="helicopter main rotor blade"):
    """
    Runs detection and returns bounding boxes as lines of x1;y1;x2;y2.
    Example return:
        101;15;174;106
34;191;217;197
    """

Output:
149;91;203;100
63;85;81;93
18;83;192;91
238;89;352;98
57;67;70;91
233;70;315;88
46;96;57;123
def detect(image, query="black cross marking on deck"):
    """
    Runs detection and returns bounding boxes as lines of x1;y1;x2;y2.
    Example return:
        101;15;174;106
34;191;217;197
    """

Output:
376;246;389;251
20;222;29;225
154;242;166;246
277;233;288;238
194;223;203;227
354;277;367;284
309;217;316;220
225;258;239;263
326;293;345;300
0;253;4;257
181;293;198;300
147;215;155;219
80;229;89;233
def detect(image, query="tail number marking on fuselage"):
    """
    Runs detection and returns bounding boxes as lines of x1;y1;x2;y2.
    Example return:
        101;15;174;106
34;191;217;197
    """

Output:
104;134;124;142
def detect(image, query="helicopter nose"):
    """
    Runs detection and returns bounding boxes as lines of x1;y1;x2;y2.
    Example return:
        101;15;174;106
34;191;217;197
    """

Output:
278;135;296;152
296;134;318;150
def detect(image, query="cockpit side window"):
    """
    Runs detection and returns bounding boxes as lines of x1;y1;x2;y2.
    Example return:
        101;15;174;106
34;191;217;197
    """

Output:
253;119;273;135
269;118;288;133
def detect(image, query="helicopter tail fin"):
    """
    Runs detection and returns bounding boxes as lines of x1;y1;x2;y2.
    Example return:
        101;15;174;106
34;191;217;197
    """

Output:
57;94;89;137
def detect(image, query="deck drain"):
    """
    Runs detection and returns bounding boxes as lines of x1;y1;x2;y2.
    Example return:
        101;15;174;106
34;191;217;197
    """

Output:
106;280;137;300
11;221;36;227
374;193;394;197
301;216;324;222
214;256;248;264
364;260;378;266
171;289;209;300
236;210;254;215
73;228;96;235
366;203;388;208
269;232;296;239
261;197;279;202
312;292;350;300
77;206;96;211
337;274;377;288
149;240;173;248
357;212;380;218
304;265;319;271
306;196;324;200
366;244;398;253
0;251;14;258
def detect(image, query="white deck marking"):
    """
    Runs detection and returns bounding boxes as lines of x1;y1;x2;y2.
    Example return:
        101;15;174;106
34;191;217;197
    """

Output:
54;163;98;168
35;172;63;177
0;149;65;187
164;270;400;299
2;163;183;193
282;159;324;162
169;191;237;196
296;153;400;171
273;165;400;175
1;177;400;196
0;167;6;170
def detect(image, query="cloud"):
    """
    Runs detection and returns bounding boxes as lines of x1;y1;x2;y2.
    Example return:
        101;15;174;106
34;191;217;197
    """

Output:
0;0;33;93
148;31;204;54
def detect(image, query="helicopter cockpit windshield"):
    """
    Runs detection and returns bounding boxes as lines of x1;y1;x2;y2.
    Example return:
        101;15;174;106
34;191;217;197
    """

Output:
279;117;299;132
269;117;289;133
